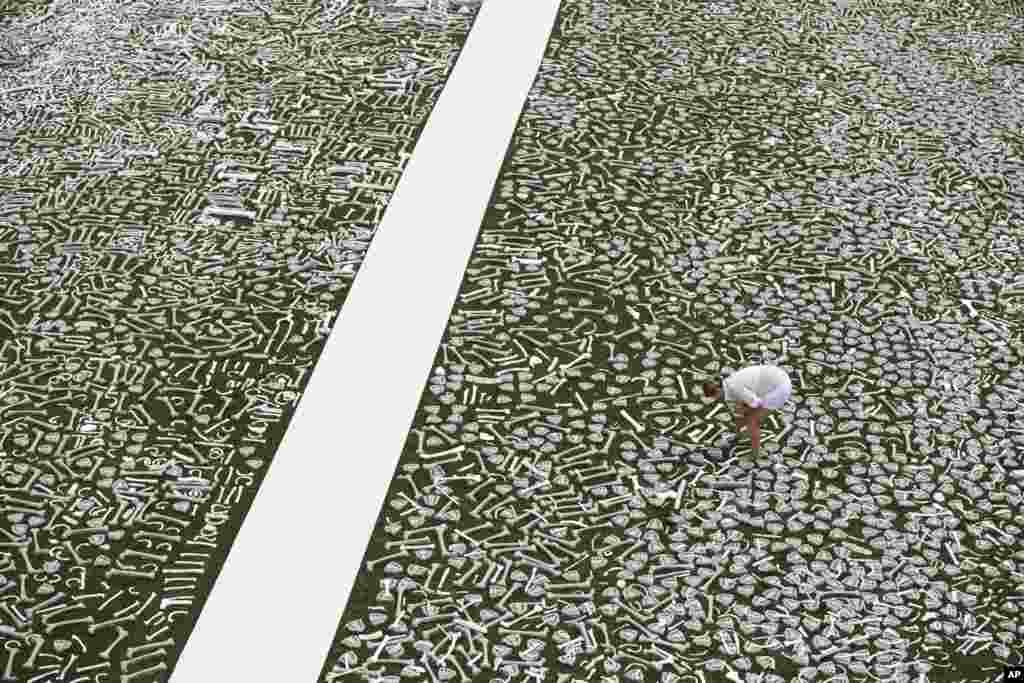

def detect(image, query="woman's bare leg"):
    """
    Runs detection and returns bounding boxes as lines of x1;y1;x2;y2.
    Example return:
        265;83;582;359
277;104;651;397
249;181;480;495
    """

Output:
749;407;768;455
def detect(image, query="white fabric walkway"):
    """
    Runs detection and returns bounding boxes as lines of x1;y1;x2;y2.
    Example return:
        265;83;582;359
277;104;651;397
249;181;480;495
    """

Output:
170;0;561;681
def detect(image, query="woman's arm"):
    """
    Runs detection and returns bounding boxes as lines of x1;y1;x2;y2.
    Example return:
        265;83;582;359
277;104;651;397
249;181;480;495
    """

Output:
735;402;751;432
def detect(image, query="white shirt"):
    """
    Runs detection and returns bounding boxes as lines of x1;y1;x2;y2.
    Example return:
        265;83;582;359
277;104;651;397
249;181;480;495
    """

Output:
722;365;792;410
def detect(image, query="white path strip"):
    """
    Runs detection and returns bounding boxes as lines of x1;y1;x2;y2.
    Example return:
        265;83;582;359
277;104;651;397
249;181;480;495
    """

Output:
170;1;561;681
